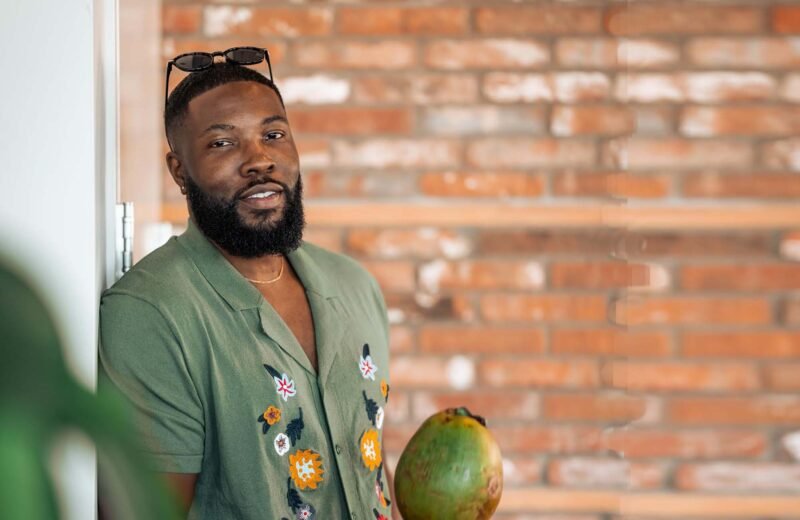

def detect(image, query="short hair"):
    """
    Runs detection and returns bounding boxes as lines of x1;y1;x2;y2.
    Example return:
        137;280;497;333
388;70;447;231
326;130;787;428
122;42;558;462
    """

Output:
164;62;285;150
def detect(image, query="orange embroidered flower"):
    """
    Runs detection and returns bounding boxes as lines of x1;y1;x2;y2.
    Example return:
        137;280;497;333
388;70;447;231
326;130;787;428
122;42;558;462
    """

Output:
262;406;281;425
359;429;382;471
380;379;388;399
289;449;325;490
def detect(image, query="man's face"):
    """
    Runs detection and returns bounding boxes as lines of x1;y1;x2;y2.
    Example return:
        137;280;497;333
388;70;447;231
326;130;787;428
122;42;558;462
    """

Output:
167;81;304;257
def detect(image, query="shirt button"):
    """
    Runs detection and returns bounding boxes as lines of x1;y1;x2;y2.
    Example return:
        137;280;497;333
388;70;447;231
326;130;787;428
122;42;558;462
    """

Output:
335;444;342;455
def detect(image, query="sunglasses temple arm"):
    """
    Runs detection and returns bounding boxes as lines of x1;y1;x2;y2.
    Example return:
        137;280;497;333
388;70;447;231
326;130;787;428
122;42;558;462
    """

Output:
164;62;173;116
265;52;273;82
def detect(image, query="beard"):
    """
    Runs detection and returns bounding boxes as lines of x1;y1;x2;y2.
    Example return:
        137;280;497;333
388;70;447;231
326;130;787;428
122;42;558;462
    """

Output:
184;174;305;258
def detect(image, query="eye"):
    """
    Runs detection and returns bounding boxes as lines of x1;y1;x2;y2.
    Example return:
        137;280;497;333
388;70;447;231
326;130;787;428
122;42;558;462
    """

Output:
265;131;285;141
209;139;232;148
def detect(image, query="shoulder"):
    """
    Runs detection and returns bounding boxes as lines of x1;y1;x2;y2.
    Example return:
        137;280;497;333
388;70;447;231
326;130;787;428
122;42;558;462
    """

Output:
300;241;382;296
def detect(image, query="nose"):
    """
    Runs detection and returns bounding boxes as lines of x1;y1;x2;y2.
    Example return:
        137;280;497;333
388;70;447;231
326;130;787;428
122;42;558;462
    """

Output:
239;139;276;177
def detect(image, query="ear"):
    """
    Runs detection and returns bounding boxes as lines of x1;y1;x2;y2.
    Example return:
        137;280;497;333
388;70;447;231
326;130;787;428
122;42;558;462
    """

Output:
166;151;186;194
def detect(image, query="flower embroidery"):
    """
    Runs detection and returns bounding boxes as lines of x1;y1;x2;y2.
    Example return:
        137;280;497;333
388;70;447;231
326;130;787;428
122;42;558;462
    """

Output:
274;433;291;456
258;405;282;434
289;449;325;490
285;408;305;445
359;344;378;381
363;390;379;426
264;364;297;401
373;509;389;520
375;407;385;430
286;477;316;519
376;463;392;508
359;429;382;471
295;504;315;520
380;379;389;401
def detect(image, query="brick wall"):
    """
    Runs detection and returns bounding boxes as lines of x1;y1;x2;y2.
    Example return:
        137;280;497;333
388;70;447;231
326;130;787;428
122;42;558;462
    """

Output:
157;1;800;517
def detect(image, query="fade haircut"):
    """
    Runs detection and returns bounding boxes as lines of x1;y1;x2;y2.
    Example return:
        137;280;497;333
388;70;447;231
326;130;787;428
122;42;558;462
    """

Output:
164;62;285;151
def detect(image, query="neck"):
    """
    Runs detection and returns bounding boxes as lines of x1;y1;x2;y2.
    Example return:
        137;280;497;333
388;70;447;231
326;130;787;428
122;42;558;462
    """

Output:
214;242;285;284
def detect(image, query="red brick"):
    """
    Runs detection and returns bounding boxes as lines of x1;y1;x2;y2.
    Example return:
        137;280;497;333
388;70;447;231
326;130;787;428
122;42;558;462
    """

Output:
618;72;776;103
680;263;800;291
281;75;350;105
765;363;800;391
425;39;549;70
384;293;471;324
547;458;663;489
390;356;450;389
780;231;800;260
634;232;772;258
412;391;538;422
481;295;608;324
338;7;468;35
606;429;767;459
761;138;800;171
782;296;800;325
676;463;800;492
483;72;610;103
551;329;672;358
422;106;545;136
550;261;656;290
503;457;543;486
468;139;595;169
289;107;412;136
551;106;634;137
346;229;472;260
302;228;342;252
632;106;675;135
361;261;415;293
203;6;332;37
668;396;800;425
384;390;409;425
781;74;800;102
419;326;543;355
682;331;800;358
613;297;772;326
556;38;679;69
606;5;763;35
352;75;478;105
604;362;761;393
476;6;602;35
162;5;202;34
683;172;800;199
608;138;753;170
493;425;604;454
682;106;800;137
296;139;331;169
294;40;416;69
773;6;800;33
332;139;461;169
688;37;800;68
552;172;671;199
419;260;544;291
479;359;599;389
389;326;414;354
476;230;619;256
419;172;543;198
543;393;650;423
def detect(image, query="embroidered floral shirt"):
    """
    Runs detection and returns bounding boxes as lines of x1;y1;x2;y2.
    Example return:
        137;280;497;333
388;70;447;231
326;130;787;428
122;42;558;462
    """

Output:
100;220;393;520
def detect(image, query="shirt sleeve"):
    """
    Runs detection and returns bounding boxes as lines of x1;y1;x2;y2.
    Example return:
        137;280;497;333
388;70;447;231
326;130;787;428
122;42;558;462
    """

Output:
99;293;204;473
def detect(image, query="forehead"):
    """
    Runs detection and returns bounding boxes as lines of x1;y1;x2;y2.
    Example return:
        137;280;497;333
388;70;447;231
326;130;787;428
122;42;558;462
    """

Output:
184;81;286;130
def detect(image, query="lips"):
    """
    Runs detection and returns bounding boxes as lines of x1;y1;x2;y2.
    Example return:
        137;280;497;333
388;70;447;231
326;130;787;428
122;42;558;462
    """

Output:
240;182;285;200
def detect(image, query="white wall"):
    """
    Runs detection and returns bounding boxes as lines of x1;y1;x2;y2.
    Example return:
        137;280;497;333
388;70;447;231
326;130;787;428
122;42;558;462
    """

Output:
0;1;117;518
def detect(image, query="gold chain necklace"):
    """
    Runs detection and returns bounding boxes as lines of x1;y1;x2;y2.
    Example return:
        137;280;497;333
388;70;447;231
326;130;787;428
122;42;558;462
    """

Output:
244;257;284;285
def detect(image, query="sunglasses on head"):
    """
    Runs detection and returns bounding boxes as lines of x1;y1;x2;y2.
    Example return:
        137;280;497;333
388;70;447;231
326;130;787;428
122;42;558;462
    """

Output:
164;46;273;114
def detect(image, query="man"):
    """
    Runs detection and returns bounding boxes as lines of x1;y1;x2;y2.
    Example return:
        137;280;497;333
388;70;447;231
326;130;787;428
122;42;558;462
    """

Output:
100;56;397;519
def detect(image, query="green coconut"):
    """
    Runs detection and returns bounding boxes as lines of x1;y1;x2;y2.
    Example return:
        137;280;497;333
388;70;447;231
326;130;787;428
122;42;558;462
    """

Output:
395;407;503;520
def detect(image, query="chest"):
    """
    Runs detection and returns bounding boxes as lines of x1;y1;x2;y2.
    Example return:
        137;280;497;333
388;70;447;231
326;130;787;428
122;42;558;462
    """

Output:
259;282;317;371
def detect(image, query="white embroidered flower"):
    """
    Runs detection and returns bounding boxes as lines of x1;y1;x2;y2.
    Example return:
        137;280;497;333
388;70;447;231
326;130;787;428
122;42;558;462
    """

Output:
375;406;385;430
359;355;378;381
274;373;297;401
274;432;291;456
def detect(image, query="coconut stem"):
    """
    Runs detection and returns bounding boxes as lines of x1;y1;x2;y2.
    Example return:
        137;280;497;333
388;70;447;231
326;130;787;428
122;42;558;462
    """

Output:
454;406;487;427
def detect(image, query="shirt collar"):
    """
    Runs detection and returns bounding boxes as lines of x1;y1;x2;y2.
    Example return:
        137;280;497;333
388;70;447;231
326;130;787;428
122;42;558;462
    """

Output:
176;219;336;311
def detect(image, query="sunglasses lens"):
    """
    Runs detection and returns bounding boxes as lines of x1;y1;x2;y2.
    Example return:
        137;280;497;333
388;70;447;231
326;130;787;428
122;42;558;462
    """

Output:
174;53;213;71
226;48;264;65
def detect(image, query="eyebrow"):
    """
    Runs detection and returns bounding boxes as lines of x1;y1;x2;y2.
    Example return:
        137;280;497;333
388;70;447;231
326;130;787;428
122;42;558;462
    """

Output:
200;115;289;136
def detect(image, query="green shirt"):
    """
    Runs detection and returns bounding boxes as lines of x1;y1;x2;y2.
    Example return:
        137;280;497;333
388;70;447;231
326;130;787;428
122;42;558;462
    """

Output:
100;221;393;520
